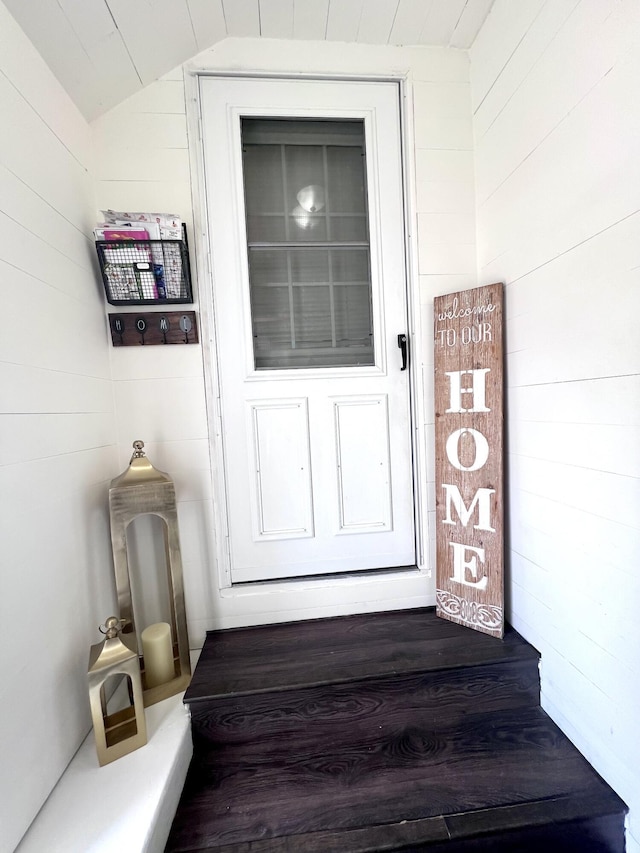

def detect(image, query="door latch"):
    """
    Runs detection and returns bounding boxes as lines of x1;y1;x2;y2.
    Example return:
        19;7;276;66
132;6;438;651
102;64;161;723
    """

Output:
397;333;408;371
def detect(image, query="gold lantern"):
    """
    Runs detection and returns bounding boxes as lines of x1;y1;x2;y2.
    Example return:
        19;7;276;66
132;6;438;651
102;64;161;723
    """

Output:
109;441;191;706
88;616;147;766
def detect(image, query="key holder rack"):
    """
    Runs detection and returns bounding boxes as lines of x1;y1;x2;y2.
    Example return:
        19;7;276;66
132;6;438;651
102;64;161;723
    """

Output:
109;311;199;346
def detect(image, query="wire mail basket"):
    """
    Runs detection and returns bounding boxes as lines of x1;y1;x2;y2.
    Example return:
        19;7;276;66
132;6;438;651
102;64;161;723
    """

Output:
96;238;193;305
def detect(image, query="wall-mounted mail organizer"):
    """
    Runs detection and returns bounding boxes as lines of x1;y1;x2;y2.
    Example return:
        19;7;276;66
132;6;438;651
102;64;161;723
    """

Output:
96;235;193;305
109;311;199;346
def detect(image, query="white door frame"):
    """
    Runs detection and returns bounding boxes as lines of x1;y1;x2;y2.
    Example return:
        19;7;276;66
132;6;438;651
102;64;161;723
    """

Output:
185;69;430;605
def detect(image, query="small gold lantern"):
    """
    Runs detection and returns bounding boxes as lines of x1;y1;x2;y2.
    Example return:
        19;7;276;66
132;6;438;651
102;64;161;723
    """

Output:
88;617;147;766
109;441;191;706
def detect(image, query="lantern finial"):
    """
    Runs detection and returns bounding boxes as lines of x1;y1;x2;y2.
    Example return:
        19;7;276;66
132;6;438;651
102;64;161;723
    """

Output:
131;440;145;460
99;616;126;639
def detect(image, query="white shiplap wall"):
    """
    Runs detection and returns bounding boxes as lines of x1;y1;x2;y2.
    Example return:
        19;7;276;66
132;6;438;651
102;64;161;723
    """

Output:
1;0;495;120
91;37;477;642
471;1;640;850
0;3;118;851
91;64;217;646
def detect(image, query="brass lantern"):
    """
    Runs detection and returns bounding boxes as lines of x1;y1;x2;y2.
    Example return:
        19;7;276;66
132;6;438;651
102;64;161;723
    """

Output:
88;616;147;766
109;441;191;706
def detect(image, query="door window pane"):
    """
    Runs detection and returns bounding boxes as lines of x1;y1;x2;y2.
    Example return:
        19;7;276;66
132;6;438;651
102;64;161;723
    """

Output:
242;118;374;369
243;144;287;242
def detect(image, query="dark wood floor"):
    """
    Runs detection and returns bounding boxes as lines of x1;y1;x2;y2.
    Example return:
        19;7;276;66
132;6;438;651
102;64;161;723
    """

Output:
166;609;626;852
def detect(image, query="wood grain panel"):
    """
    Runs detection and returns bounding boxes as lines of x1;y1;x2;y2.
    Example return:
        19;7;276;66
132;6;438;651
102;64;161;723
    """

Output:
191;660;540;749
185;609;538;704
174;805;625;853
179;707;609;847
109;312;199;347
434;283;504;637
167;611;625;852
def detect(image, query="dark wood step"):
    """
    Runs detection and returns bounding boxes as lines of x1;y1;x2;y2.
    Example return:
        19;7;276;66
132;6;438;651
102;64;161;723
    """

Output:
187;608;541;752
172;797;626;853
184;608;540;704
166;609;626;852
190;658;540;749
168;703;625;851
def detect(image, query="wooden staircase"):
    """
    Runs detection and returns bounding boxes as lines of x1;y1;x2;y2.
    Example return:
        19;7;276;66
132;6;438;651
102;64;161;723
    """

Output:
165;609;627;852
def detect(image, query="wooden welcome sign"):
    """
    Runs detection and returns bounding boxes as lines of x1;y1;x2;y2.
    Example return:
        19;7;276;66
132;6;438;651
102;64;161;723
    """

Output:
434;282;504;638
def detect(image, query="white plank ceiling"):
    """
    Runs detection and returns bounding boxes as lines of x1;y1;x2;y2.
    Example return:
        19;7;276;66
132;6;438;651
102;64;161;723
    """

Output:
4;0;494;120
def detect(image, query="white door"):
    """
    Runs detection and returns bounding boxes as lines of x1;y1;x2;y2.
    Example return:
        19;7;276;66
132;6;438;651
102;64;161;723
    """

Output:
199;77;415;583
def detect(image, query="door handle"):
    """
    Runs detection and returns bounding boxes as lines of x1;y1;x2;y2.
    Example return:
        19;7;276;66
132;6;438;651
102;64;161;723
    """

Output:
397;333;408;371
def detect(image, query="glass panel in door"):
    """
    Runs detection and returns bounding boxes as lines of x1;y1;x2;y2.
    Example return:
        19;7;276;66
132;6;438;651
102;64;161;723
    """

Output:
241;118;373;369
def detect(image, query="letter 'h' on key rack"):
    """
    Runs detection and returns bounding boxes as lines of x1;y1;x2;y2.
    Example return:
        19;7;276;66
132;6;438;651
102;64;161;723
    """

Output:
109;311;198;346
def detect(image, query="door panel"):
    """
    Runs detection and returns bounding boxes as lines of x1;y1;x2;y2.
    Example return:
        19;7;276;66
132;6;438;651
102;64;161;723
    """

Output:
199;77;415;583
334;396;391;531
249;398;313;539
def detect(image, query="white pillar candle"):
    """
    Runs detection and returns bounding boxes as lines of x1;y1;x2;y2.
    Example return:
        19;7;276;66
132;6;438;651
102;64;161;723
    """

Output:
141;622;174;688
